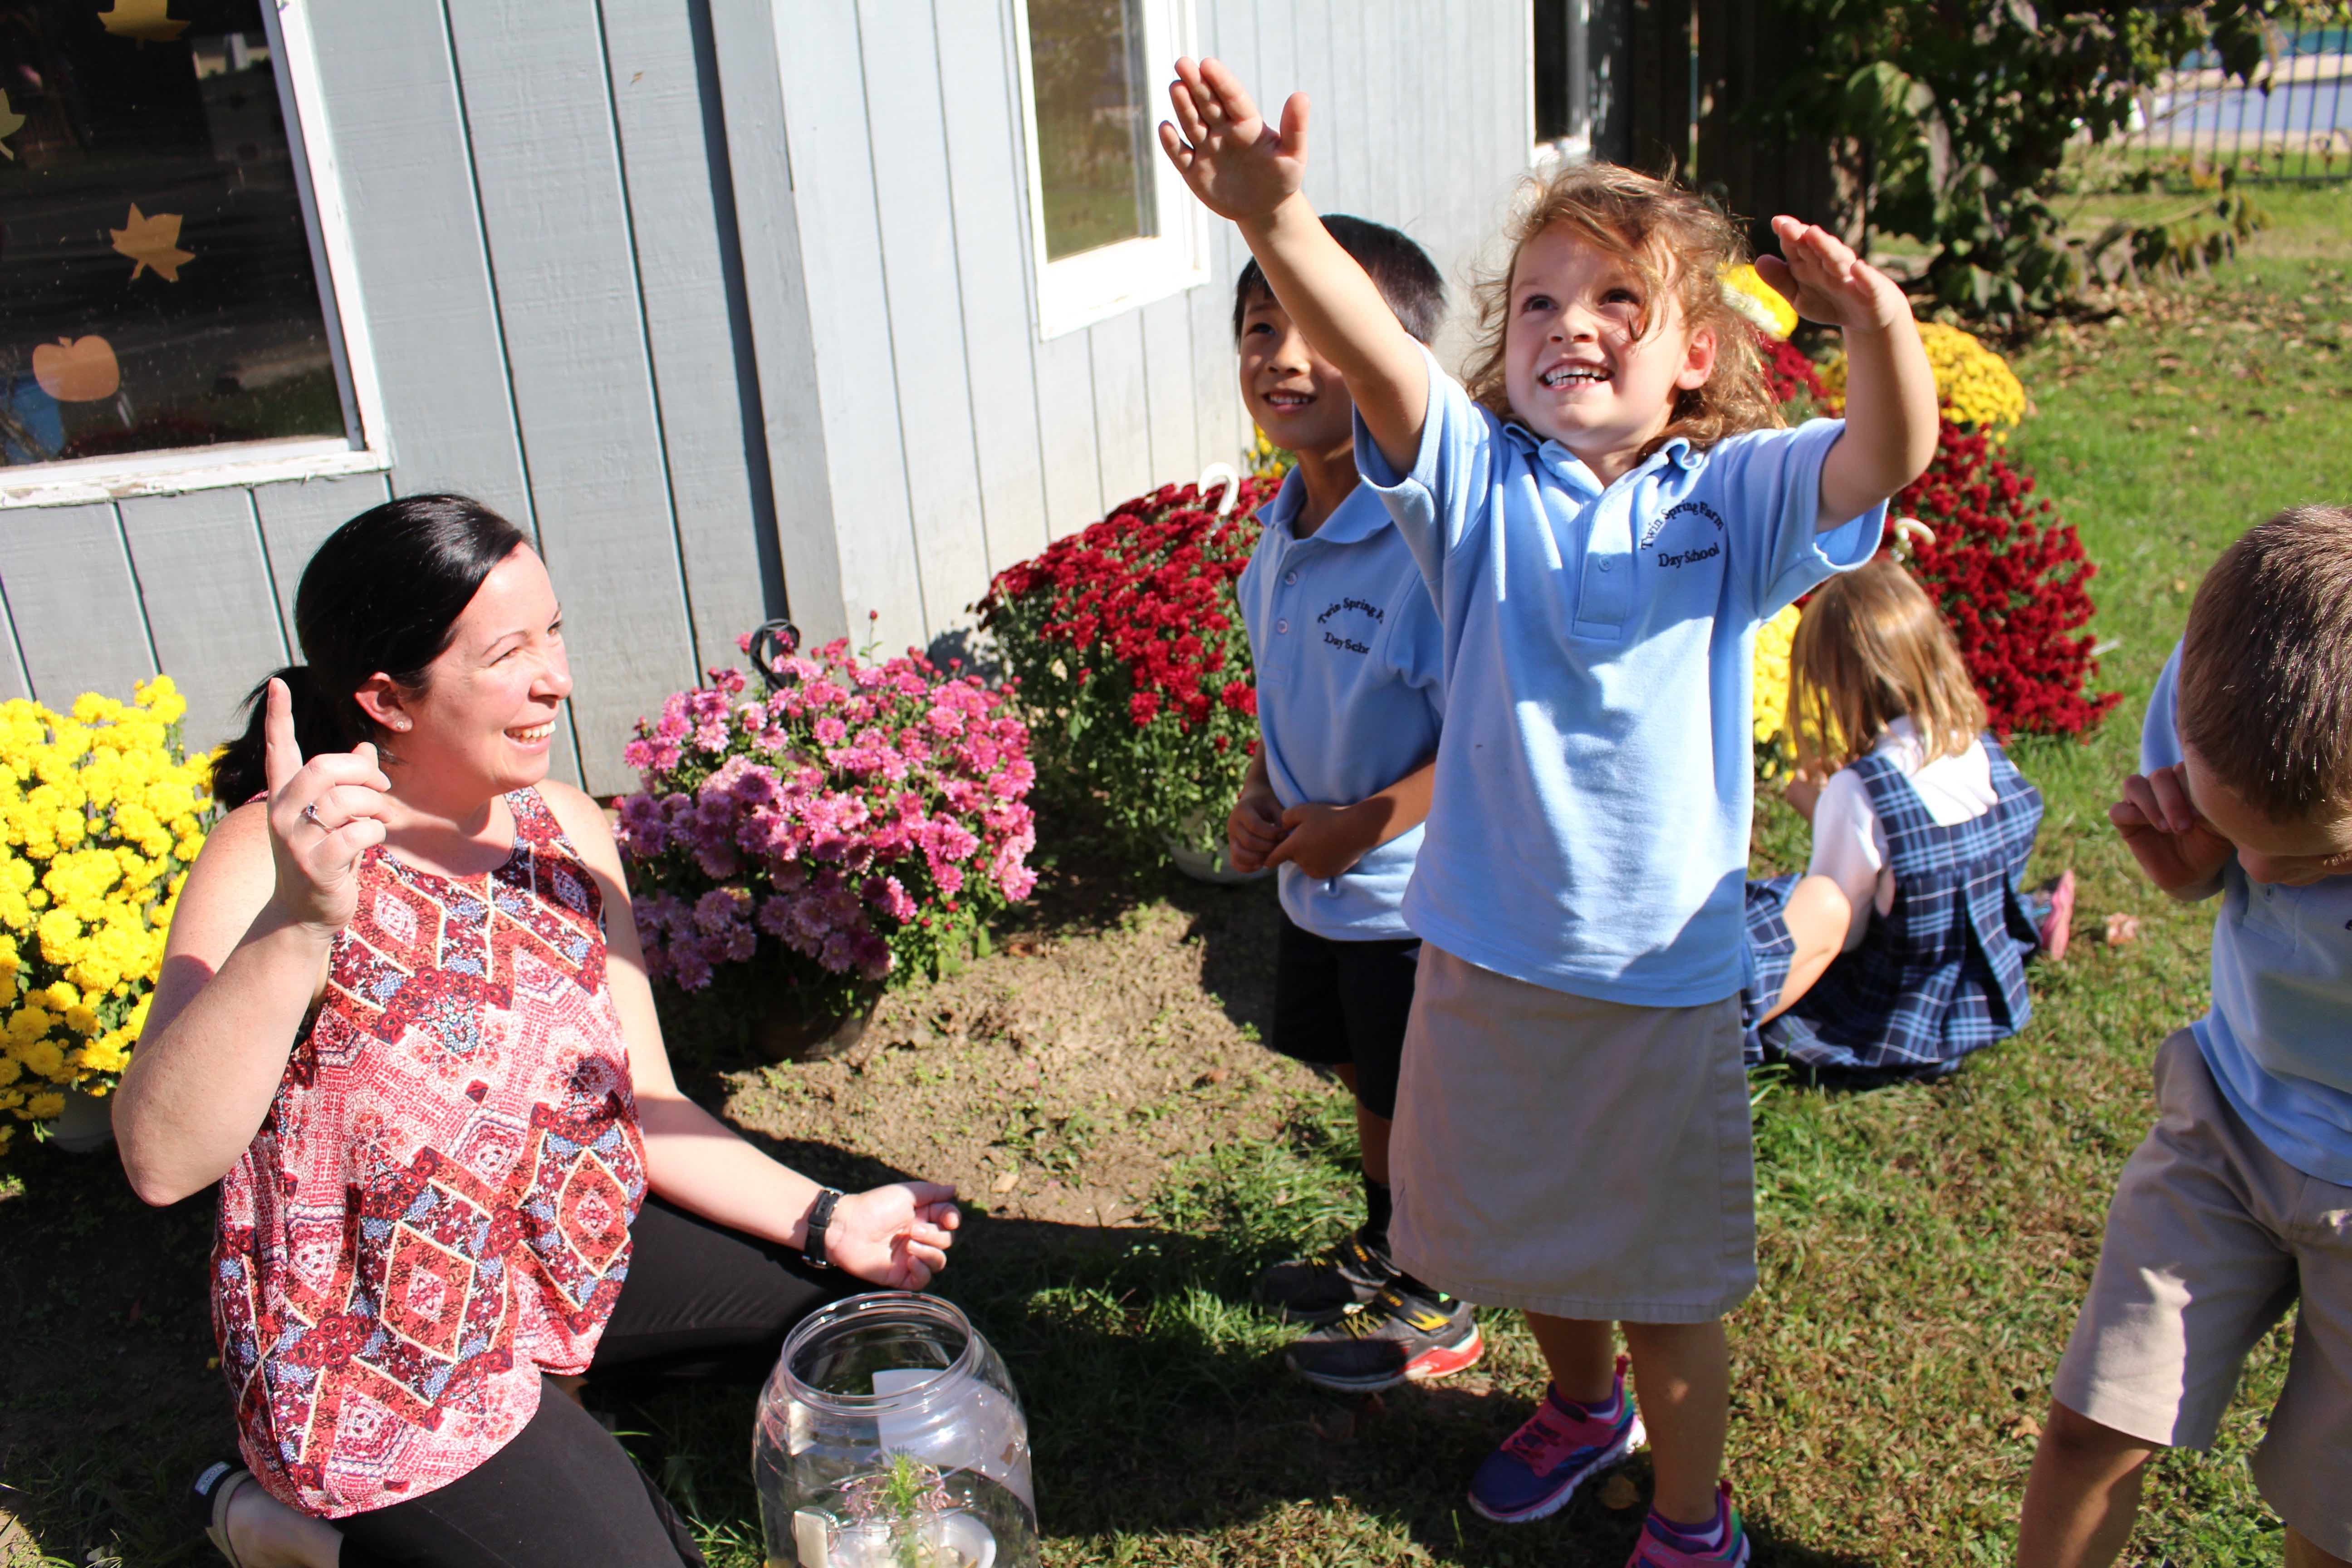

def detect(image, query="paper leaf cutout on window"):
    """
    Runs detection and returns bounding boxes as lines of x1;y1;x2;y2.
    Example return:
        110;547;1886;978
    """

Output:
0;90;23;161
32;337;122;402
111;205;194;282
97;0;188;42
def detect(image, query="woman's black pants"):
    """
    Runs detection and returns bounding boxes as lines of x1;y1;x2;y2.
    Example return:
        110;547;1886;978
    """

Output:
332;1196;847;1567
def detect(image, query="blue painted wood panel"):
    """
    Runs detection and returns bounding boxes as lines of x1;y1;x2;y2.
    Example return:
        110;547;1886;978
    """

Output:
445;0;699;793
858;0;997;622
772;1;929;650
710;0;845;646
118;488;287;752
0;504;156;707
603;0;780;673
935;0;1054;578
251;474;396;637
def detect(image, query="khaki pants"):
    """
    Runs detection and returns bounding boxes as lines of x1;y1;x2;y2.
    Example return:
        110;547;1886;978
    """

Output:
2055;1029;2352;1558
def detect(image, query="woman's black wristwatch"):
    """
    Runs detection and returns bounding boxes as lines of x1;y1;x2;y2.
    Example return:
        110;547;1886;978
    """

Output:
803;1187;844;1269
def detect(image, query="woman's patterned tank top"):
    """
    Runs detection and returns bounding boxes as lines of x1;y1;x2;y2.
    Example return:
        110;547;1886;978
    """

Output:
211;788;647;1518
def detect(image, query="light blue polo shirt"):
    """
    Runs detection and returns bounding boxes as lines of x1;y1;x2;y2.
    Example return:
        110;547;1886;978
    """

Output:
1236;469;1445;940
1355;346;1885;1004
2144;644;2352;1184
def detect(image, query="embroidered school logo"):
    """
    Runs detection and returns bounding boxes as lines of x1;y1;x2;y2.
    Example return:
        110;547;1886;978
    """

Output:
1316;596;1384;655
1655;541;1722;570
1639;499;1725;549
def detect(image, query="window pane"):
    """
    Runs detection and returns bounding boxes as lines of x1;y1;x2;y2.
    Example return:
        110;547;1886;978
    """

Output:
1534;0;1587;144
1028;0;1156;262
0;0;346;469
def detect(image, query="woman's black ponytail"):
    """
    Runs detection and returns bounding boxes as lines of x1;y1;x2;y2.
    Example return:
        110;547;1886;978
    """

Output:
209;495;530;806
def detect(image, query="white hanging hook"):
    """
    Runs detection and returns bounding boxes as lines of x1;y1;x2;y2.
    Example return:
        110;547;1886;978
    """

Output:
1196;461;1241;517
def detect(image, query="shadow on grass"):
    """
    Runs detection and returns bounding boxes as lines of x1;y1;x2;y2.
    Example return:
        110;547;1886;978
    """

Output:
5;1111;1880;1568
612;1129;1883;1568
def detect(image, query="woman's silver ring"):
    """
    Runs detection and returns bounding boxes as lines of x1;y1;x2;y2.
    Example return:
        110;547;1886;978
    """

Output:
300;802;322;826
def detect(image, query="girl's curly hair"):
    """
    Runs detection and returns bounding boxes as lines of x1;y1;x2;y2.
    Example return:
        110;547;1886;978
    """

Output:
1461;161;1784;458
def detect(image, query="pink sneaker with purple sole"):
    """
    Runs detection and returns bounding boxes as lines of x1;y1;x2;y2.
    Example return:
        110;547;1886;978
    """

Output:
1466;1355;1646;1524
1627;1481;1751;1568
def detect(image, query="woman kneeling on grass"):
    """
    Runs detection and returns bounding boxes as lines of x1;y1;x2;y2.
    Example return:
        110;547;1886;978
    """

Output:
112;495;960;1568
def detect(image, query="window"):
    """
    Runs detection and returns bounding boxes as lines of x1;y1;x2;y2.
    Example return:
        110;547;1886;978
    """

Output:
0;0;381;504
1534;0;1592;157
1014;0;1206;339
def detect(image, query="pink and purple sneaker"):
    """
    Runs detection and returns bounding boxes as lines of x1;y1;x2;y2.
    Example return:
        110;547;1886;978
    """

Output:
1626;1481;1751;1568
1466;1355;1646;1524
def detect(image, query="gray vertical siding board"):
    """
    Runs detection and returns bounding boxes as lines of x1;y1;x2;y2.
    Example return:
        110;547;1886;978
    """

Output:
443;0;698;794
1189;229;1242;475
253;474;394;634
935;0;1052;574
117;490;287;753
710;0;845;644
601;0;775;670
0;584;31;703
1088;316;1153;508
858;1;996;614
305;7;532;521
771;1;930;645
1367;0;1398;228
1182;0;1246;481
1324;0;1364;216
1033;332;1104;538
304;3;587;786
0;504;155;706
1139;294;1198;487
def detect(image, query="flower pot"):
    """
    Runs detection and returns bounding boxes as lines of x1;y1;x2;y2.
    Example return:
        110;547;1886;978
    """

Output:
44;1087;115;1154
753;998;879;1063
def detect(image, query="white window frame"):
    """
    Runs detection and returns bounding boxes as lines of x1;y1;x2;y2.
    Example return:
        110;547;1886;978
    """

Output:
1012;0;1209;341
1;0;389;509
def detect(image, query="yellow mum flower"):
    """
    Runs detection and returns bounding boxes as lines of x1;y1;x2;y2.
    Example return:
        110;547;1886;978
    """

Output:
1821;322;2029;439
1752;603;1802;781
0;675;210;1141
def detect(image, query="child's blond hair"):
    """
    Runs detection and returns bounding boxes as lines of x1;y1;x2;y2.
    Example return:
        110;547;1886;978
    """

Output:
1462;162;1782;458
1788;555;1985;775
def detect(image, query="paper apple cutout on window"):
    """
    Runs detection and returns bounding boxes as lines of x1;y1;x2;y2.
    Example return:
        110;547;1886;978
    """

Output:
31;336;122;402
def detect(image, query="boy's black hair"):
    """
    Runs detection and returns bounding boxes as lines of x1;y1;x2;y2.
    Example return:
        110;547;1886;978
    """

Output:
1233;214;1446;346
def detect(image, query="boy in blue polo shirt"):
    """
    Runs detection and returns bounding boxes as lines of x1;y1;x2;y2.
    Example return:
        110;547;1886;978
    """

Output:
1222;216;1471;1390
2020;506;2352;1568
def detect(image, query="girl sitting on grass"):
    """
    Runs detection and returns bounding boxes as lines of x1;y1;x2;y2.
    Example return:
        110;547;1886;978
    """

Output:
1744;554;2073;1077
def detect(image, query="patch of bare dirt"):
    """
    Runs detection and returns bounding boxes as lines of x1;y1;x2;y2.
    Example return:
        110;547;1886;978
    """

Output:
712;870;1322;1228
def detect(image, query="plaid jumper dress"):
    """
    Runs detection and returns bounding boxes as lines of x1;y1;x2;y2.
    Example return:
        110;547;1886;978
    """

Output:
1742;735;2043;1076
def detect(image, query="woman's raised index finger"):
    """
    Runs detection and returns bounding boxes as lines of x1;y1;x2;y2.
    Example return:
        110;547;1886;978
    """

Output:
263;677;304;796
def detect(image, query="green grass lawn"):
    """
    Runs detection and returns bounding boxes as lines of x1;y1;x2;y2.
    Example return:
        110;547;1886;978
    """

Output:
4;186;2349;1568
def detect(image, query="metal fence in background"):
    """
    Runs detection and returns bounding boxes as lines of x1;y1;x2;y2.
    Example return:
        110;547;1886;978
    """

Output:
2122;28;2352;181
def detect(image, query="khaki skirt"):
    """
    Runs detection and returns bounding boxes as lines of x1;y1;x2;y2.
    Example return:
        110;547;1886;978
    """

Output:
1388;944;1758;1323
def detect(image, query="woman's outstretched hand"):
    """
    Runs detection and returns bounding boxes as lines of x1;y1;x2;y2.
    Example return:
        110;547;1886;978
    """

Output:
827;1181;961;1290
262;677;391;936
1159;56;1308;225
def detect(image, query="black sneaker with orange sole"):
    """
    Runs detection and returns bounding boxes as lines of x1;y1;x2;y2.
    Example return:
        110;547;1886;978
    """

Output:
1252;1229;1397;1327
1284;1282;1484;1392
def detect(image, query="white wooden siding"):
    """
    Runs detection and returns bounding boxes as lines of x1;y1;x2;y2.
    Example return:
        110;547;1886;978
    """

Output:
2;0;1530;797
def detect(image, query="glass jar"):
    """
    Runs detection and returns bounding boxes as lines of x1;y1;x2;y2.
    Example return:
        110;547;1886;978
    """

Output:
754;1291;1037;1568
